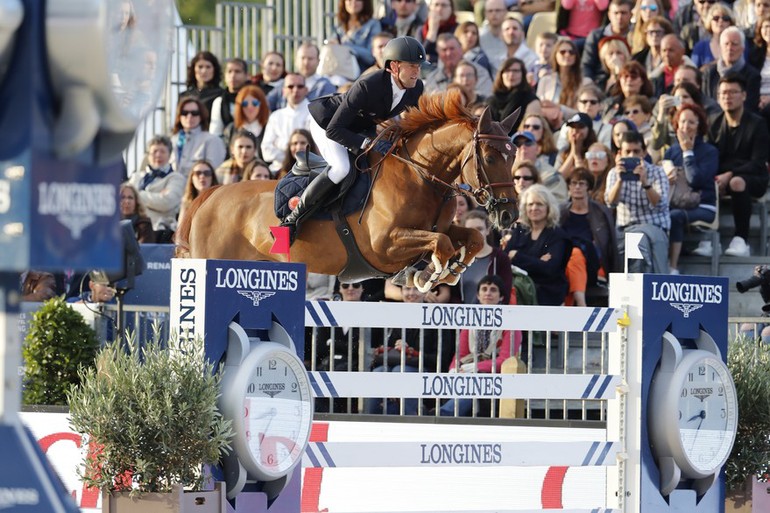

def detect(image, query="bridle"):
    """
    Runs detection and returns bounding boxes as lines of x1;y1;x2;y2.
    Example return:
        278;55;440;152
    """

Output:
458;130;515;212
382;126;515;212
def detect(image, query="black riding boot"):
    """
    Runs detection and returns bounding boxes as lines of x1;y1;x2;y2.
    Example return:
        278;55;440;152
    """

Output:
281;169;337;244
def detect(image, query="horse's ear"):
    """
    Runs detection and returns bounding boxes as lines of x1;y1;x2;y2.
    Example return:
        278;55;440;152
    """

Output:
500;107;522;135
477;107;493;133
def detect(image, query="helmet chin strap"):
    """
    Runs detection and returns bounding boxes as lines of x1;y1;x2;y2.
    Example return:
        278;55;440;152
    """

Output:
388;63;407;90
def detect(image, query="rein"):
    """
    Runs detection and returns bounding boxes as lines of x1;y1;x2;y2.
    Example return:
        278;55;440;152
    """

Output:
390;129;515;211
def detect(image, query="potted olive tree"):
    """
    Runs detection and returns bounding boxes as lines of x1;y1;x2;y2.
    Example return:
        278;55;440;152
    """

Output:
725;334;770;513
68;326;233;512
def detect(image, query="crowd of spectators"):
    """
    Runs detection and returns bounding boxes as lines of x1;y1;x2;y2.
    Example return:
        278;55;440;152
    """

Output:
20;0;768;415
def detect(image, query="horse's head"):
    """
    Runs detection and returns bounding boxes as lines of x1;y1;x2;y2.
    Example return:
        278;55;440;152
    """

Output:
460;107;520;230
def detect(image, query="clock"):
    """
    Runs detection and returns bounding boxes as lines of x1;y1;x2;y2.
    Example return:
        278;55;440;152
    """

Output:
219;321;314;502
648;330;738;497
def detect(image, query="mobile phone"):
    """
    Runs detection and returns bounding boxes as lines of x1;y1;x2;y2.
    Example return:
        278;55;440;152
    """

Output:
619;157;641;181
671;95;682;107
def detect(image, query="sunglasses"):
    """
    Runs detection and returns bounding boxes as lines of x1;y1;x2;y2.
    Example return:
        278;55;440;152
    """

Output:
241;99;260;107
514;140;536;147
639;4;658;10
585;151;607;159
624;108;642;115
558;49;576;55
646;29;664;35
523;123;542;130
181;110;201;117
578;98;599;105
513;175;535;181
697;0;716;3
712;15;732;22
285;84;305;89
193;169;213;177
392;0;417;3
340;283;362;289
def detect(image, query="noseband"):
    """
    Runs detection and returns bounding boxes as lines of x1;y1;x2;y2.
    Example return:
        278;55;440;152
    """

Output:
460;131;515;212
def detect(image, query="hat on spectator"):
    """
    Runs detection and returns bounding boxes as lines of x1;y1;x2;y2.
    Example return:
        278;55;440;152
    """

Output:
511;131;536;144
612;117;638;132
566;113;592;128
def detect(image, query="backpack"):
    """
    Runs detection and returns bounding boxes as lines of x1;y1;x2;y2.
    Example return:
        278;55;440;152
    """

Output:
510;265;538;306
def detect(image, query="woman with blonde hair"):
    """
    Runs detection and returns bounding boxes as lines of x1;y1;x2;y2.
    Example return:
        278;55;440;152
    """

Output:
598;36;632;93
630;0;667;54
504;184;571;306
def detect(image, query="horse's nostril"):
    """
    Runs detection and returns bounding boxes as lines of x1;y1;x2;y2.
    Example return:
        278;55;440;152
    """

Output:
500;210;513;228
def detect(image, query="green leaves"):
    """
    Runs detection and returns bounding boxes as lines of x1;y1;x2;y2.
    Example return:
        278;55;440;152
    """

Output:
23;296;99;406
726;334;770;491
67;326;233;496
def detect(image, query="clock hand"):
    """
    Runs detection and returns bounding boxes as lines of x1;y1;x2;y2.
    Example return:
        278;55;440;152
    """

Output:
687;410;706;422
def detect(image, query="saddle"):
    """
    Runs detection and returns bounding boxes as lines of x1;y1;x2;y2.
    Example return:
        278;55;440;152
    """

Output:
274;151;386;282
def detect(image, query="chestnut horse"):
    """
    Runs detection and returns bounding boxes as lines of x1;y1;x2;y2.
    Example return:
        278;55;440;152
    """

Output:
175;89;519;291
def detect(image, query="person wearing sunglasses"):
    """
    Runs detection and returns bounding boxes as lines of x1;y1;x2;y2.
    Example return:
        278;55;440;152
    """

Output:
261;74;312;175
169;97;227;178
556;84;613;154
220;84;270;157
209;58;250;138
281;36;427;244
630;0;666;54
511;160;541;201
584;142;614;202
513;131;567;202
128;135;186;241
621;95;658;161
179;159;219;225
691;3;736;67
267;42;338;112
537;38;591;126
632;15;673;78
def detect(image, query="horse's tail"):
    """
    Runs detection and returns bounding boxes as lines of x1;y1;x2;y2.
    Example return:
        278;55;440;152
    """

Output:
174;185;222;258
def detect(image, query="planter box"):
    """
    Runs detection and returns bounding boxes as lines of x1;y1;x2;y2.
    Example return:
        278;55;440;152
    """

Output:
753;477;770;512
726;476;770;513
102;482;226;513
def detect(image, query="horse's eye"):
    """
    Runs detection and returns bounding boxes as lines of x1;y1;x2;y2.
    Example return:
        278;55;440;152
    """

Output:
484;155;496;165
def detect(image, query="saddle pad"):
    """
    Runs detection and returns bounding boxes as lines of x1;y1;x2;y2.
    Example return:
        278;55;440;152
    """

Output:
274;171;371;221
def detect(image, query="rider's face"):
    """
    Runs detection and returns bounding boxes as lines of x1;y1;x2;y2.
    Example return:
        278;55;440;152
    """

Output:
392;61;421;89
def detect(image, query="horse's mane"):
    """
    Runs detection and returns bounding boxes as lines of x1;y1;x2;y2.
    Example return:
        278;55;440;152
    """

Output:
173;184;222;257
399;88;476;136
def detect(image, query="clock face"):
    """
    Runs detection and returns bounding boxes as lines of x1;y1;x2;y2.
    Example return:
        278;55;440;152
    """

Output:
242;348;313;477
676;355;737;476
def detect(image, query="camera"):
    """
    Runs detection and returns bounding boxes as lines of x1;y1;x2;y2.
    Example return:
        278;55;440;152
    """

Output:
737;265;770;293
619;157;640;181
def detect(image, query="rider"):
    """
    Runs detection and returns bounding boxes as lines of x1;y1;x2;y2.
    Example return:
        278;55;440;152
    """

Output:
280;35;428;243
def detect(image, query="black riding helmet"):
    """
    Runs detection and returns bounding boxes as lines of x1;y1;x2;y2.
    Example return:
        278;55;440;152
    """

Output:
382;36;429;69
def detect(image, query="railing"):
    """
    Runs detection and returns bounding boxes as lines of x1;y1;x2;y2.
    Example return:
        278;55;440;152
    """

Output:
93;301;764;421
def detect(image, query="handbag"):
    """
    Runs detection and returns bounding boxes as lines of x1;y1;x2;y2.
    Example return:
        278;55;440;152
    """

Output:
668;166;701;210
319;43;360;82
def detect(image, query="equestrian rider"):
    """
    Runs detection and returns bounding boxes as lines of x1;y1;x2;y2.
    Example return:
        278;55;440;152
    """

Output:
281;36;428;243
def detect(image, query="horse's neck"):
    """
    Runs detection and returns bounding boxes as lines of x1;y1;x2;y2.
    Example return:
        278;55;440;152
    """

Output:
412;125;471;183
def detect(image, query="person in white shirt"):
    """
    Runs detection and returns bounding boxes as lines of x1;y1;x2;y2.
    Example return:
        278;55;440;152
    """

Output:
260;73;312;173
500;17;538;72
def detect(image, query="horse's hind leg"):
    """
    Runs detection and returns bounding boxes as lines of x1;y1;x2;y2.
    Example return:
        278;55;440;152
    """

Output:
381;227;458;292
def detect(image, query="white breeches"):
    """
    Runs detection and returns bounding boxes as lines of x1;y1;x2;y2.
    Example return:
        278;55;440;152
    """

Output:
309;116;351;184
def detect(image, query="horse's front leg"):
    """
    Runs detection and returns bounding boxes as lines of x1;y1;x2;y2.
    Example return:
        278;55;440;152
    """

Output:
380;227;459;292
437;224;485;285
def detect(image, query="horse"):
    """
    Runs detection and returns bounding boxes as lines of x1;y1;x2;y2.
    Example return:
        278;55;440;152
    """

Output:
175;89;519;292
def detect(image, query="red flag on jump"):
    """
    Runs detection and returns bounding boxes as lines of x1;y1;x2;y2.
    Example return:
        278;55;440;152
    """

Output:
270;226;291;261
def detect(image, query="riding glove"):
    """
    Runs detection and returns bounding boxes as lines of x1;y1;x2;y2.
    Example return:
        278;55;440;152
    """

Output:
373;140;393;154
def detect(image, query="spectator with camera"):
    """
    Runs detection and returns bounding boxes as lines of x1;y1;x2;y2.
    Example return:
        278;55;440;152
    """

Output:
605;130;670;273
707;73;770;257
